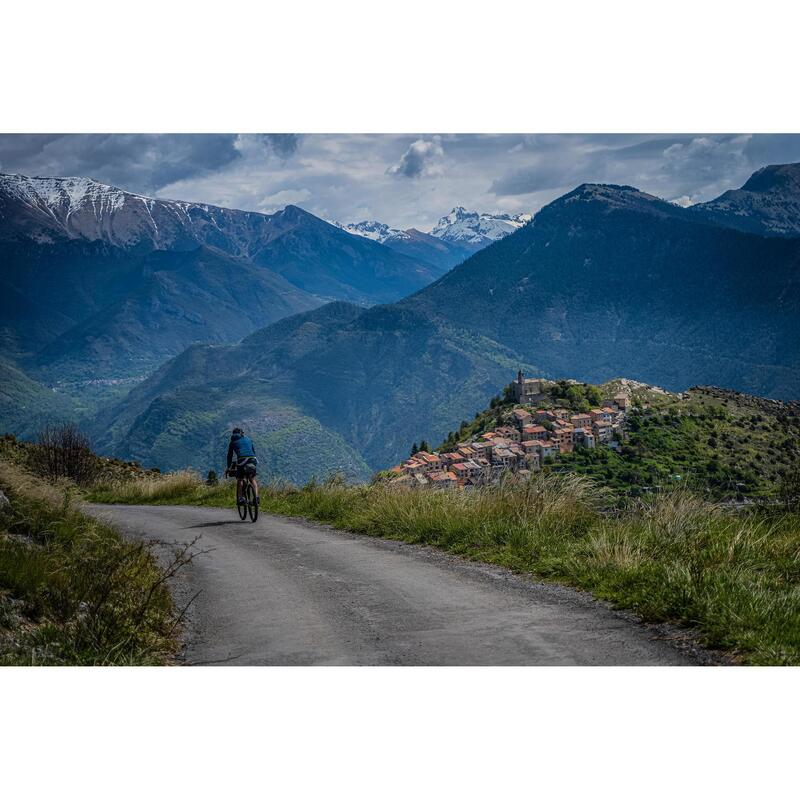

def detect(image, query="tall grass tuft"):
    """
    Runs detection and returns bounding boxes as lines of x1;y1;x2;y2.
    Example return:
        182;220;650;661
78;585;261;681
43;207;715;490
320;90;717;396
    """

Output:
87;470;234;506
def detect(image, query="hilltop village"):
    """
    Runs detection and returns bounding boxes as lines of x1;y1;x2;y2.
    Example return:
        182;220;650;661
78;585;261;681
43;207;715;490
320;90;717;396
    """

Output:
390;373;630;489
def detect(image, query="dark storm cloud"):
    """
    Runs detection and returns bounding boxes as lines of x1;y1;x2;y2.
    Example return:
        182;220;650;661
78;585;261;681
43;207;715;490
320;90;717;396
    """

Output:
742;134;800;168
254;133;303;158
386;136;444;178
0;134;243;194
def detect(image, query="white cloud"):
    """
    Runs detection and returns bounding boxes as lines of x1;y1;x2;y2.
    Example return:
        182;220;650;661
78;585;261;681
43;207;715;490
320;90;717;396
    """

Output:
258;188;312;212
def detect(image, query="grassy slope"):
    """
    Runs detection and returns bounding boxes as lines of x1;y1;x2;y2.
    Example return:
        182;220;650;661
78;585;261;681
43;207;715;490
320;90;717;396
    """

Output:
0;459;181;665
85;470;800;665
561;384;800;500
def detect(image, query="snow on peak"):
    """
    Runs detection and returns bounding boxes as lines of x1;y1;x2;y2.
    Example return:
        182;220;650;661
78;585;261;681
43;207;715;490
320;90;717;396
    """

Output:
430;207;531;245
0;173;130;214
332;219;410;243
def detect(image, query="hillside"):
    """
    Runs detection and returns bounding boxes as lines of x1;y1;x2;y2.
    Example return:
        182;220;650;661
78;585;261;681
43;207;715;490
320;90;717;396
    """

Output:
0;359;77;439
30;246;321;381
690;163;800;237
92;302;535;478
406;182;800;399
559;385;800;499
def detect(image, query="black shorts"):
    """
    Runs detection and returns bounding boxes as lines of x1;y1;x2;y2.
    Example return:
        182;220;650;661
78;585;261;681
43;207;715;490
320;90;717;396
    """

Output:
233;458;257;479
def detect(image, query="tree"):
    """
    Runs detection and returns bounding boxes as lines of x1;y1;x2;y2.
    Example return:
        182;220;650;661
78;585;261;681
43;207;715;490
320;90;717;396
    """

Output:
410;442;419;456
206;470;218;486
419;439;430;453
586;386;603;407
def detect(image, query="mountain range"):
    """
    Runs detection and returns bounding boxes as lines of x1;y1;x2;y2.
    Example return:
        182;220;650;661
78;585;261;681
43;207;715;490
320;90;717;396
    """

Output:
3;162;800;483
334;207;530;271
88;164;800;480
1;173;496;387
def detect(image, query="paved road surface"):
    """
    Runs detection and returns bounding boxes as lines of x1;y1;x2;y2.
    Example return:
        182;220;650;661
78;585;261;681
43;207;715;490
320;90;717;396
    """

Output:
86;504;702;666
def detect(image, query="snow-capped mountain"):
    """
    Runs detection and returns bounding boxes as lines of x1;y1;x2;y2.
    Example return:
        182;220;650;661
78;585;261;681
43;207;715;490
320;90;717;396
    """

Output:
334;206;533;269
0;172;442;307
333;219;410;243
333;217;477;274
0;172;282;250
430;207;532;247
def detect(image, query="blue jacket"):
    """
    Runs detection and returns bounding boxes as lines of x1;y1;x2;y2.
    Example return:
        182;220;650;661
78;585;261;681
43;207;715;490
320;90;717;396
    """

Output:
227;433;257;467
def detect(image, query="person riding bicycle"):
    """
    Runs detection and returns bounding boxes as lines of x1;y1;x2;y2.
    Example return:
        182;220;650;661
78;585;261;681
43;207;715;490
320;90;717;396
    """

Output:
226;427;259;506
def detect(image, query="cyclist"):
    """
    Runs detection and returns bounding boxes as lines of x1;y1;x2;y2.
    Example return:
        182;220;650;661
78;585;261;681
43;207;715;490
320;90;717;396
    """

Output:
226;427;259;506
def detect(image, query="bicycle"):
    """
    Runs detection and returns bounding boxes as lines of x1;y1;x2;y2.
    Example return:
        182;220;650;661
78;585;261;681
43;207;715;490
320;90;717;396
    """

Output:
226;461;259;522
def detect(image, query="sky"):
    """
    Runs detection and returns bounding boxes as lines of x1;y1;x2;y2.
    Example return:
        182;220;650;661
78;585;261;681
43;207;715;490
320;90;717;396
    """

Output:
2;133;800;231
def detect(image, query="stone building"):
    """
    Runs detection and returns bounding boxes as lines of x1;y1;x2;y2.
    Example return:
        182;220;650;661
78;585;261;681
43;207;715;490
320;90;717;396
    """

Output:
512;371;547;404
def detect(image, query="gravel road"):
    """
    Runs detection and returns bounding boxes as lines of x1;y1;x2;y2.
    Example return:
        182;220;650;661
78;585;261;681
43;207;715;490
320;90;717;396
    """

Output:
86;504;704;666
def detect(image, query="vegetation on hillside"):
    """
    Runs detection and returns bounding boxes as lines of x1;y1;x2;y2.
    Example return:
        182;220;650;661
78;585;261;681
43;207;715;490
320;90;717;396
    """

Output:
86;468;800;665
0;459;184;665
0;358;78;439
561;386;800;500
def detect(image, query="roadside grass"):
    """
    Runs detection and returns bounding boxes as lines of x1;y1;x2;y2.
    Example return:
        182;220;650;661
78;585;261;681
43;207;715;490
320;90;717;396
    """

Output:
0;460;185;665
87;470;231;506
87;470;800;665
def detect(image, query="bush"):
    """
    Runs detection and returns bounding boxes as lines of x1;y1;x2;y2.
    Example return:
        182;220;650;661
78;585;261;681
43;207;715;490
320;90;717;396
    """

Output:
32;423;98;486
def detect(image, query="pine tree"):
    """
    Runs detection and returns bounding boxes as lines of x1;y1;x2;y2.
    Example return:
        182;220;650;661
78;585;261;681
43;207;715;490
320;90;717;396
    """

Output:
410;442;419;455
419;439;429;453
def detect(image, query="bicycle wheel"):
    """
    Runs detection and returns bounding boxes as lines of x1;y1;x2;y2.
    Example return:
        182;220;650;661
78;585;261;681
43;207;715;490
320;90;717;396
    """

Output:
246;481;258;522
237;483;247;520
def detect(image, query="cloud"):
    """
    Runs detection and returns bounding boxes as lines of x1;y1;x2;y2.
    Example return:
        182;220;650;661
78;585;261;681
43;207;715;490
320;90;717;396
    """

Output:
3;133;800;233
0;134;242;195
670;195;698;208
662;136;750;179
261;134;302;158
238;133;303;159
387;136;444;178
257;188;311;212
